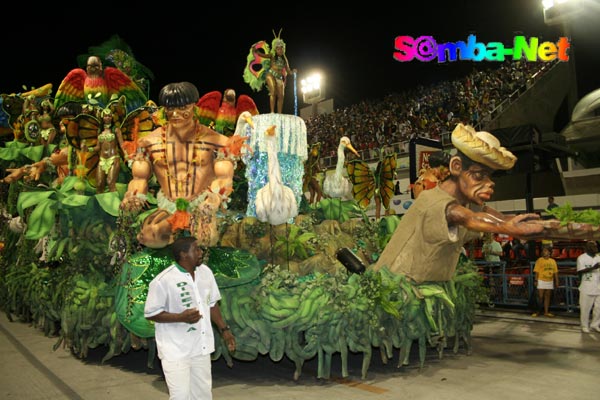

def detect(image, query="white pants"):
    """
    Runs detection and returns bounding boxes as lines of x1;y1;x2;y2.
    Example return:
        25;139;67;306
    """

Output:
161;354;212;400
579;293;600;330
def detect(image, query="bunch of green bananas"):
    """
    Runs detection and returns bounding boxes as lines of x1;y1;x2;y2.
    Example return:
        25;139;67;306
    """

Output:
4;261;61;335
71;219;114;257
209;261;483;381
53;274;118;359
2;245;483;381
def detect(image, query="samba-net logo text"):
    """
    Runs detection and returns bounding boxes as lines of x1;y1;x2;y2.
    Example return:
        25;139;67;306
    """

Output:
393;35;570;63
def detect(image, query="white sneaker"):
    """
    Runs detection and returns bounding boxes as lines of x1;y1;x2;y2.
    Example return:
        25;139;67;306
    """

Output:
592;326;600;333
582;327;590;333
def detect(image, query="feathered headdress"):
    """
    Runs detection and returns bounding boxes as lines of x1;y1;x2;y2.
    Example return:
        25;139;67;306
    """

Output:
271;28;286;54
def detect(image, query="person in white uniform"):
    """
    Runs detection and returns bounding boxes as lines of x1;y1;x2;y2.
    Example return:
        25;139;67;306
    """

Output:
576;241;600;333
145;236;235;399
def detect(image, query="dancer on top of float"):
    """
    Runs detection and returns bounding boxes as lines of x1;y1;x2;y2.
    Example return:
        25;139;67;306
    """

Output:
243;29;296;114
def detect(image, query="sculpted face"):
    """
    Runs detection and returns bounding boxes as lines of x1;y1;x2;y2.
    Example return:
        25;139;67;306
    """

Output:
224;89;236;103
86;56;103;76
165;103;195;129
458;163;495;205
102;112;113;124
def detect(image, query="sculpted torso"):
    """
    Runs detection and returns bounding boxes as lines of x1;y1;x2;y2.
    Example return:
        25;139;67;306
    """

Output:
139;123;229;201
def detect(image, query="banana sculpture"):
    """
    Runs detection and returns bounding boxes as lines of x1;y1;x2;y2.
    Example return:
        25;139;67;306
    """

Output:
211;258;484;380
2;232;484;380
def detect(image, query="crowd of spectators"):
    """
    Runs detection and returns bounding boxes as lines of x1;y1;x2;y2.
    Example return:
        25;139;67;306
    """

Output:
304;60;551;164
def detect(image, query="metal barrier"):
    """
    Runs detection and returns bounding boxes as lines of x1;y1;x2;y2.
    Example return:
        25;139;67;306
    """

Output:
477;260;580;313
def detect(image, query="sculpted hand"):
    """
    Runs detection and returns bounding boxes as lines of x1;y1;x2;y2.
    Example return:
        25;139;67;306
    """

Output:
203;191;222;212
120;193;148;212
504;213;544;238
1;168;27;184
28;162;46;181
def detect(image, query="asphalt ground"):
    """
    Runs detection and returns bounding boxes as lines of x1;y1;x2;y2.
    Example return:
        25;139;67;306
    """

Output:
1;308;598;400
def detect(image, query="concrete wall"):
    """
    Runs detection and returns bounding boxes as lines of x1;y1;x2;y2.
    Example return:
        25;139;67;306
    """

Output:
485;61;571;133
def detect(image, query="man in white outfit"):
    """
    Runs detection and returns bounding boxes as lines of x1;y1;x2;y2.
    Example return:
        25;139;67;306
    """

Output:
145;236;235;399
576;241;600;333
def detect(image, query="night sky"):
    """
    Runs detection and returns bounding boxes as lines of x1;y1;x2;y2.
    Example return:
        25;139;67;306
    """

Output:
2;1;598;124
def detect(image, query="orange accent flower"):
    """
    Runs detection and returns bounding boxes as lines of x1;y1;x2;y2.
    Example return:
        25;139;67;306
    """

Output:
167;209;192;232
222;135;251;157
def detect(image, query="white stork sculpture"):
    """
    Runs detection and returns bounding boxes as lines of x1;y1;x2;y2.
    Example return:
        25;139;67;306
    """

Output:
323;136;359;199
255;125;298;225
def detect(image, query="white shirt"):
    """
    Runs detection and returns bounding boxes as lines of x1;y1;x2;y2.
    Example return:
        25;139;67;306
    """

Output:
144;263;221;361
576;252;600;295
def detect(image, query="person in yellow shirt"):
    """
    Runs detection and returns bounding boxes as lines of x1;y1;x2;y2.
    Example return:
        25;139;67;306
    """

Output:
532;246;560;317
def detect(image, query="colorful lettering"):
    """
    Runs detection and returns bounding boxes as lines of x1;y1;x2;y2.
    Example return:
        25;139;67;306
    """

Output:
394;35;570;63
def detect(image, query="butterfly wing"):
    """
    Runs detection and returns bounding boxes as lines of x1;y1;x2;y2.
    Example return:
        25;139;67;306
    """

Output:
64;114;96;149
64;113;100;186
346;159;375;209
120;101;159;158
376;154;397;211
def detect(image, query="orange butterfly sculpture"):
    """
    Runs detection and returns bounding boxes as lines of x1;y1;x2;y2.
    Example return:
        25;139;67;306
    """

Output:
64;98;158;187
346;151;397;219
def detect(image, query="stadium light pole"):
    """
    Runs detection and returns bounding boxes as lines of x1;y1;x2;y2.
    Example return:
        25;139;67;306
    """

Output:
541;0;583;113
534;0;583;259
542;0;584;26
300;73;324;119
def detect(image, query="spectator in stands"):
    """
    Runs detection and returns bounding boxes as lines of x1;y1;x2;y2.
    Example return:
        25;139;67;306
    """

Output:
304;60;544;161
532;246;559;318
502;239;514;262
547;196;558;211
576;241;600;333
512;239;527;261
482;232;503;263
502;238;526;262
542;197;559;221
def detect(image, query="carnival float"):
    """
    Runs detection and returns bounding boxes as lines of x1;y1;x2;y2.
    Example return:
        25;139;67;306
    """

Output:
2;35;596;382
